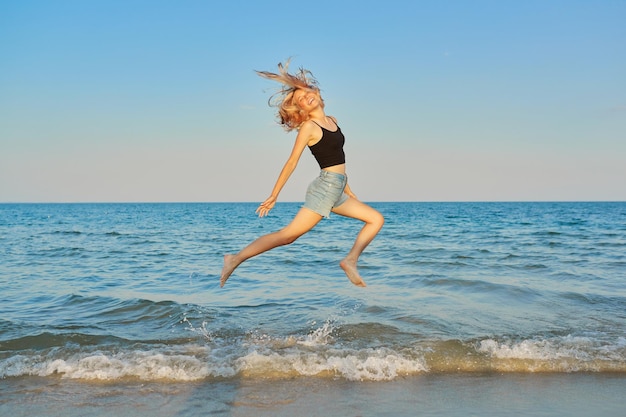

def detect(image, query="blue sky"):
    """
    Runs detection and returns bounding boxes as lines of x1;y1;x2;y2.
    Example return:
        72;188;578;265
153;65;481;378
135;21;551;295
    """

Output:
1;0;624;202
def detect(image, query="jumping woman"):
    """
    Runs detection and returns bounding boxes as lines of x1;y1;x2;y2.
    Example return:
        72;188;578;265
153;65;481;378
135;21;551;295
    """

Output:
220;60;384;288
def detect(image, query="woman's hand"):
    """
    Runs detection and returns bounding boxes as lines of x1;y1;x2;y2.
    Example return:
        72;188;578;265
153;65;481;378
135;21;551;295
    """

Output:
256;195;277;217
344;183;359;201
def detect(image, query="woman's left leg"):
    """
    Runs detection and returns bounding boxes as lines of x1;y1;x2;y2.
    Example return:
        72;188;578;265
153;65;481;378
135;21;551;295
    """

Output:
220;207;323;287
331;198;384;286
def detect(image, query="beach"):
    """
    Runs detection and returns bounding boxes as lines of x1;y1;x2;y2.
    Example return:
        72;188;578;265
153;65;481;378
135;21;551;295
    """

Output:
2;373;625;416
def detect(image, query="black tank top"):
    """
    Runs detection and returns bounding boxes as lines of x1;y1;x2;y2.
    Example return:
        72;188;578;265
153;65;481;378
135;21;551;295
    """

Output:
308;122;346;169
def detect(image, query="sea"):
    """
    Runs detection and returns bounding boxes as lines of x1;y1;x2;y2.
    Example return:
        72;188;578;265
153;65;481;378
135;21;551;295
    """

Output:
1;202;625;416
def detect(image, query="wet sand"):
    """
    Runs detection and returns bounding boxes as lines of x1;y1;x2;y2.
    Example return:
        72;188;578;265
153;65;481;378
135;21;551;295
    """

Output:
2;373;625;417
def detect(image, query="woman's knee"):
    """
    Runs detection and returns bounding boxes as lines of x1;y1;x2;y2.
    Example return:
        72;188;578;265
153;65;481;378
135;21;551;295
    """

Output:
275;229;303;246
371;211;385;229
282;234;300;245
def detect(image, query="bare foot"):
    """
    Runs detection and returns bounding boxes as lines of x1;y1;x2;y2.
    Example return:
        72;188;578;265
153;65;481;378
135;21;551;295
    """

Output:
220;254;239;287
340;259;367;287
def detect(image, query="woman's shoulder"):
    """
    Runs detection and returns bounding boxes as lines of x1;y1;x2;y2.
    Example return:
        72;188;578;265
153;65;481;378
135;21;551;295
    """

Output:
300;119;321;133
297;120;324;145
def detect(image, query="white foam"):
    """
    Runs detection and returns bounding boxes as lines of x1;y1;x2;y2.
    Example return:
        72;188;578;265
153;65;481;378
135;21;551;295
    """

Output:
234;320;427;380
476;335;626;372
477;336;619;361
297;320;335;347
3;333;624;381
0;342;427;382
478;339;568;360
236;347;427;381
49;352;209;381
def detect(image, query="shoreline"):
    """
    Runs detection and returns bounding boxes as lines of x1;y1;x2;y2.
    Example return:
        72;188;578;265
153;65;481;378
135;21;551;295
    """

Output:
2;373;625;417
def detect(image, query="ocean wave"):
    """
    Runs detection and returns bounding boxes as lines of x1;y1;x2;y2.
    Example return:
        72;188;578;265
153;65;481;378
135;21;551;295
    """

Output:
0;343;427;382
2;328;625;382
475;336;626;372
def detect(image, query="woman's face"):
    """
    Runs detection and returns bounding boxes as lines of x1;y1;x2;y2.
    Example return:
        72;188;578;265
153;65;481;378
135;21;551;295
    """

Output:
293;88;322;112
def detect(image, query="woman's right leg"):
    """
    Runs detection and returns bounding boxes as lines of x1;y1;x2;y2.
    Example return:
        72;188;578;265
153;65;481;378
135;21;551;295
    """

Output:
220;208;323;287
330;198;384;287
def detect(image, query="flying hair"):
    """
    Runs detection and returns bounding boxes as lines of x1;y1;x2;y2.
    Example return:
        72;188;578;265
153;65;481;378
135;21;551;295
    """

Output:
256;59;324;131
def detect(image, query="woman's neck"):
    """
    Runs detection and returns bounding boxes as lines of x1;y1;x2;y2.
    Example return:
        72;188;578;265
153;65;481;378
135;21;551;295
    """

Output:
309;108;326;122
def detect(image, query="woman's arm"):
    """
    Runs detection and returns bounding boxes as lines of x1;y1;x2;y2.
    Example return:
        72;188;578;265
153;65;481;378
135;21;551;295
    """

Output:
256;122;318;217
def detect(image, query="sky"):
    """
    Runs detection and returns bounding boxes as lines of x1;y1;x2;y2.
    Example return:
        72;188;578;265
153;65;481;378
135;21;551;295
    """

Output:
1;0;625;202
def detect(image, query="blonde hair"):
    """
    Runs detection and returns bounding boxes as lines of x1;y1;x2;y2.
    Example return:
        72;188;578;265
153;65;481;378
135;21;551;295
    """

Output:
256;59;324;131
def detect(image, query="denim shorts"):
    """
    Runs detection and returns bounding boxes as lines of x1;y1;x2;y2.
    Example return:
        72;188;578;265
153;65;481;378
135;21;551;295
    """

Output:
303;170;349;218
